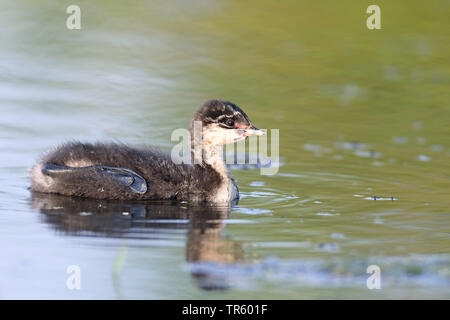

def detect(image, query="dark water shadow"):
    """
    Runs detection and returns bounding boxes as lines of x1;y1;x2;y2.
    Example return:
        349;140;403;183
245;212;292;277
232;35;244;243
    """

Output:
29;192;245;292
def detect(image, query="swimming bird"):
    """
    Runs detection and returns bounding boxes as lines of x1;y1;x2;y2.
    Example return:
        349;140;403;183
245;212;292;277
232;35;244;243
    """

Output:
30;99;264;204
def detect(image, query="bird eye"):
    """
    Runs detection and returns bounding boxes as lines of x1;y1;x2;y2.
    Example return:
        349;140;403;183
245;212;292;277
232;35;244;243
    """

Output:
226;119;235;127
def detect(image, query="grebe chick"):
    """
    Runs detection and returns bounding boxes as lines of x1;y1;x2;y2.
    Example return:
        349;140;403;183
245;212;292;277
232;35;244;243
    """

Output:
30;99;264;204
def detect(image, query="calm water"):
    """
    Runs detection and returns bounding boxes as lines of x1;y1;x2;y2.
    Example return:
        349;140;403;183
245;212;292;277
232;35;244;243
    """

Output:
0;0;449;299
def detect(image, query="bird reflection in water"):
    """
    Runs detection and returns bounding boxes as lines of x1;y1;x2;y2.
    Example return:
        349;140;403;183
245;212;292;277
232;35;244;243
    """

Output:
30;192;245;292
